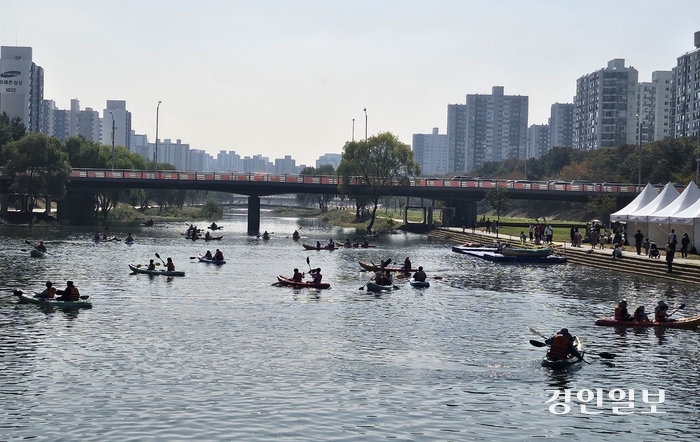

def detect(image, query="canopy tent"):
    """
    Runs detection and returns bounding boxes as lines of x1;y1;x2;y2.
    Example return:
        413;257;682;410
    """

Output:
669;187;700;251
626;183;680;242
610;183;659;222
646;182;700;246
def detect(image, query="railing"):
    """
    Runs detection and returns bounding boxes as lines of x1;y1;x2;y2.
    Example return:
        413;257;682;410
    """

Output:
68;168;663;194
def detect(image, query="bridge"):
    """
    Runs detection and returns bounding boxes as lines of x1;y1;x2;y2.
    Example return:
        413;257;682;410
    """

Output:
3;168;656;232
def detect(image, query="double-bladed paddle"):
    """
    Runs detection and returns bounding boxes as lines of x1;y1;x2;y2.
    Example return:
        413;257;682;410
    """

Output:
529;339;616;360
668;303;686;318
155;253;166;266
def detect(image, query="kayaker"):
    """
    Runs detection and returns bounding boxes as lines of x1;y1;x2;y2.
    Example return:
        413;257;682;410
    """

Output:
634;305;650;323
204;250;213;259
35;281;56;299
214;249;224;261
36;241;47;253
614;299;633;321
362;239;369;248
262;231;270;240
205;231;212;240
292;268;303;283
211;222;218;229
94;231;100;241
125;234;134;242
403;257;412;272
544;328;582;362
56;281;80;302
292;230;300;239
166;258;175;272
353;239;359;247
312;268;322;284
316;241;322;249
102;232;108;240
344;238;351;247
654;301;674;322
413;266;427;282
147;259;156;271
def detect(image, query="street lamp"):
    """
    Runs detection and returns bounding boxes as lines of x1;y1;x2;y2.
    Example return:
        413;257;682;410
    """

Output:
352;118;355;142
364;107;367;141
155;101;162;171
637;115;643;188
109;111;115;170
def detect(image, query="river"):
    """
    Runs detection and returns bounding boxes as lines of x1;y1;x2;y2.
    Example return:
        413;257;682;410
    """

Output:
1;210;699;441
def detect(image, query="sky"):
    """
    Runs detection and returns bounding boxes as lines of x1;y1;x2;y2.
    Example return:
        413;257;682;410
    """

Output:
2;1;700;166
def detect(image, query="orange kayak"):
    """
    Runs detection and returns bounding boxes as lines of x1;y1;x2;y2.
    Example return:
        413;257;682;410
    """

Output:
595;314;700;328
276;275;330;289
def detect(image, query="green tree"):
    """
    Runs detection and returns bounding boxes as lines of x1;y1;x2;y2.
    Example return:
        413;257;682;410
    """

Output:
484;187;511;237
337;132;420;232
200;197;223;219
296;164;336;212
0;112;26;164
585;195;618;226
4;133;71;212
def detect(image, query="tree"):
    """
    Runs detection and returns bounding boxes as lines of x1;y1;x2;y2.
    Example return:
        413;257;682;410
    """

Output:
4;133;71;212
0;112;26;164
585;195;619;226
484;187;511;236
200;197;223;219
337;132;420;232
296;164;336;212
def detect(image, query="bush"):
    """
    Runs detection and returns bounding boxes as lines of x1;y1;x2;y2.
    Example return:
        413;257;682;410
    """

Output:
200;198;222;219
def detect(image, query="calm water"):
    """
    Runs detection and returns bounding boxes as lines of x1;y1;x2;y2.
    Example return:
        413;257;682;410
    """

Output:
1;210;699;441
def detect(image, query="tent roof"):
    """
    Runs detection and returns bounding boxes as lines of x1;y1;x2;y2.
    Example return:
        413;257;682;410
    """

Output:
670;185;700;224
626;183;680;222
610;183;659;221
648;181;700;222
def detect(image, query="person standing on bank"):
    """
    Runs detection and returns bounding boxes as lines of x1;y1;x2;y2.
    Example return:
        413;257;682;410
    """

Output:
668;229;678;252
634;230;644;255
681;233;690;258
666;244;675;274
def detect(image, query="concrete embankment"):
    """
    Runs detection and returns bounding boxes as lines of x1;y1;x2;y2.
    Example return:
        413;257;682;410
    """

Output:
429;228;700;286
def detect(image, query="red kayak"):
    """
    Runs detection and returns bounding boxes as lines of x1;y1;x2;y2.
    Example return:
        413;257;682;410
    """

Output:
302;243;337;251
359;261;413;273
276;275;330;289
595;314;700;329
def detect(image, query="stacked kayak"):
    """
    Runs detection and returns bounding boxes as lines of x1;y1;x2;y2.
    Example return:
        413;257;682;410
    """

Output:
409;279;430;288
595;315;700;328
276;275;330;289
128;264;185;277
198;254;226;264
14;290;92;309
540;336;584;368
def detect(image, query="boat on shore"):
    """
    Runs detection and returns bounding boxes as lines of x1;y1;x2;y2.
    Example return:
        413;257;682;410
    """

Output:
595;314;700;328
128;264;185;277
276;275;330;289
14;290;92;309
500;247;553;258
540;336;584;368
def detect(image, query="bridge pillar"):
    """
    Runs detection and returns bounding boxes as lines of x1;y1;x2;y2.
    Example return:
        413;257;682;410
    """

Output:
45;196;51;214
247;195;261;235
427;207;433;226
57;190;96;225
0;194;7;216
451;200;478;228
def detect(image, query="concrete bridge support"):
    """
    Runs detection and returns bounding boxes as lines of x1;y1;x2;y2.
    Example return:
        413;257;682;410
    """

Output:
247;195;261;235
450;200;478;228
0;194;7;217
57;190;96;225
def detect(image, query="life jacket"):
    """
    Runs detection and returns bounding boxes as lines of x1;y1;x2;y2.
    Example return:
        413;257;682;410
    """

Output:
46;287;57;299
655;307;668;322
292;273;303;283
614;306;628;321
67;286;80;301
167;263;175;271
214;251;223;260
547;335;571;360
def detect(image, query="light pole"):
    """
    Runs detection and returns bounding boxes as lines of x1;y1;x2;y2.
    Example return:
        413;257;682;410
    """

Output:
155;101;162;171
352;118;355;142
637;115;642;188
364;107;367;141
109;111;115;170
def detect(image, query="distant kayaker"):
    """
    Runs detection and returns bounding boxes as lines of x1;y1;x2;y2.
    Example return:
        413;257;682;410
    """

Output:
36;241;47;253
166;258;175;272
634;306;650;323
262;231;270;240
413;266;427;282
614;299;633;321
147;259;156;271
654;301;674;322
205;231;212;240
362;239;369;248
204;250;213;259
210;222;218;230
35;281;56;299
56;281;80;302
316;241;322;249
102;232;108;240
125;234;134;242
292;268;303;283
344;238;351;247
94;231;100;241
312;268;322;284
214;249;224;261
292;230;300;240
403;257;412;272
544;328;582;362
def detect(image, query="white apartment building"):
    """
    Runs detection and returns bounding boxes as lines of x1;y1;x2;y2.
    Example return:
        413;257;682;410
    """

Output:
102;100;132;150
217;150;242;171
42;98;102;143
549;103;574;149
574;59;638;150
412;127;448;176
0;46;43;133
315;153;342;170
275;155;297;174
671;31;700;141
446;104;467;173
527;124;550;159
638;71;672;143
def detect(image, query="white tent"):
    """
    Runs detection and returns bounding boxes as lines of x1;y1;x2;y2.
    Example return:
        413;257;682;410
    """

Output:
610;183;659;222
669;187;700;251
646;182;700;246
626;183;680;240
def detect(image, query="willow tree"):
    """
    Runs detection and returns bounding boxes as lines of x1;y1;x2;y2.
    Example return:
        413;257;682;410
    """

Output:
337;132;420;232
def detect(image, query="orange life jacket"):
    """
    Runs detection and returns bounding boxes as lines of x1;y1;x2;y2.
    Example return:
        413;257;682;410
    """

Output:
68;286;80;301
547;335;571;360
614;306;629;321
47;287;57;299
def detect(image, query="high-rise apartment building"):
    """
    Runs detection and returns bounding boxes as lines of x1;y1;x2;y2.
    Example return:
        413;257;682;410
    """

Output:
527;124;550;159
671;31;700;141
638;71;672;143
412;127;448;176
315;153;342;170
574;59;638;150
0;46;44;132
102;100;132;150
446;104;467;173
549;103;574;149
41;98;102;142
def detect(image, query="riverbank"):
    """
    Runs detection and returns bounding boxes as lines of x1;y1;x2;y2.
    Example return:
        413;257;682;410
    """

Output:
430;227;700;285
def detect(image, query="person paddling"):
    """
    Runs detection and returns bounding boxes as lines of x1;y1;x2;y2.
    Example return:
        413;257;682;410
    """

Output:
292;268;304;283
36;241;47;253
544;328;582;362
413;266;427;282
147;259;156;270
214;249;224;261
312;268;322;284
35;281;56;299
634;305;650;323
614;299;632;321
56;281;80;302
654;301;675;322
166;257;175;272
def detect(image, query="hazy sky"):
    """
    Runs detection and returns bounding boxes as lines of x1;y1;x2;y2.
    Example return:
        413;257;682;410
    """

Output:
2;1;700;166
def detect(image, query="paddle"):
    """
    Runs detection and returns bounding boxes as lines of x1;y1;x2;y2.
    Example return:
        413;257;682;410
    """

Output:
155;253;166;266
529;339;616;360
667;303;686;318
306;257;312;272
359;275;376;290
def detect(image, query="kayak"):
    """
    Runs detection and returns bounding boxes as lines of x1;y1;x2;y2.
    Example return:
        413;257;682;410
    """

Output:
359;261;413;273
366;280;395;292
198;253;226;264
540;336;584;368
410;279;430;288
339;243;376;248
128;264;185;277
595;314;700;329
277;275;330;289
30;249;45;257
125;239;135;245
204;235;223;241
303;243;337;251
14;290;92;309
208;226;223;230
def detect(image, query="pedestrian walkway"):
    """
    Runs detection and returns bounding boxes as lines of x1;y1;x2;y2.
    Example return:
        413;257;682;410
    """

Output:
430;227;700;285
